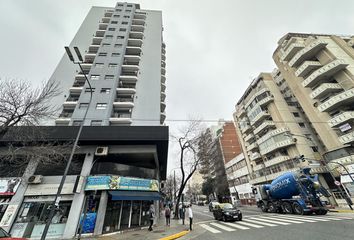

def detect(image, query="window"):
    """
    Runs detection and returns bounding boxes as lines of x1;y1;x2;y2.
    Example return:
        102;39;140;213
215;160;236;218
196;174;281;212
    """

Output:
95;63;104;68
122;21;128;25
91;120;102;126
73;120;83;126
98;52;107;56
116;9;122;12
298;123;306;128
117;4;123;7
111;21;118;24
102;43;110;47
105;35;113;39
127;4;132;7
90;75;100;80
125;10;131;12
101;88;111;94
114;44;123;48
105;75;114;80
85;88;95;93
117;35;124;39
293;112;300;117
311;146;319;152
113;14;120;18
79;103;89;109
124;15;130;18
119;28;127;32
96;103;107;109
108;28;116;31
112;53;120;57
108;63;118;68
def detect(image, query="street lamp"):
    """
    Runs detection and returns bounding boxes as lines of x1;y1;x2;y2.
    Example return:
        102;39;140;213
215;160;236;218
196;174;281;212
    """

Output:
41;47;93;240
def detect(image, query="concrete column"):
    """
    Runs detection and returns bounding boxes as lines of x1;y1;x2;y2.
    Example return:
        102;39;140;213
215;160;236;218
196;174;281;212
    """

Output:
63;152;94;239
4;158;39;233
94;191;108;235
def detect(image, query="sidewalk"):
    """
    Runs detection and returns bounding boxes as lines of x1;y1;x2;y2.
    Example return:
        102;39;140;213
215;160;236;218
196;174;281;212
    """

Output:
90;214;191;240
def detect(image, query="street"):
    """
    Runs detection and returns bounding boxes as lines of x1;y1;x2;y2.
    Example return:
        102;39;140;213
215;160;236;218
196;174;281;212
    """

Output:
182;205;354;240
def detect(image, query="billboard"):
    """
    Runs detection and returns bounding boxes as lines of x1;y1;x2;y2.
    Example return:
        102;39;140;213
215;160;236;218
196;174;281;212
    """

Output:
0;178;21;195
85;175;159;191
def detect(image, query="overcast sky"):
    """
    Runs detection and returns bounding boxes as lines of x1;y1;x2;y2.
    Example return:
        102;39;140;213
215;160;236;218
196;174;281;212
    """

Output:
1;0;354;172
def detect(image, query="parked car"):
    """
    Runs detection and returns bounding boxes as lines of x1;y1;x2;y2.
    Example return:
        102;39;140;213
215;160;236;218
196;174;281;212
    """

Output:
197;201;204;206
0;227;27;240
208;201;220;212
213;203;242;222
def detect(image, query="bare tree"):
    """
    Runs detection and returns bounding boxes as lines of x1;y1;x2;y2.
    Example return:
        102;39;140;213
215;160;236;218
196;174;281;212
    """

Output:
171;120;206;219
162;174;181;203
0;78;60;136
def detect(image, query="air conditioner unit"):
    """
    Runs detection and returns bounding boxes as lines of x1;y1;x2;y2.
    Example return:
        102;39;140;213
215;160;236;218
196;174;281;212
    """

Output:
28;175;43;184
313;102;318;107
95;146;108;156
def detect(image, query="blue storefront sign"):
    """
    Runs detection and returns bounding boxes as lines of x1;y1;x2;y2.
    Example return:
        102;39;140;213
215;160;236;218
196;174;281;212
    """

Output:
85;175;159;191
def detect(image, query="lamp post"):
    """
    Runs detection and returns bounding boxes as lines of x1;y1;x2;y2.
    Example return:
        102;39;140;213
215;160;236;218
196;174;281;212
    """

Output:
41;47;93;240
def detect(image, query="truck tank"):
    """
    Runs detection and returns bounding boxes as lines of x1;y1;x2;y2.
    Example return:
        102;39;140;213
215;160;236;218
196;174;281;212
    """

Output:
266;172;299;199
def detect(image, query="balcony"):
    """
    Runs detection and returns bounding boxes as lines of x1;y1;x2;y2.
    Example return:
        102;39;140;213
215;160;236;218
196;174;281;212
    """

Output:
134;13;147;20
257;127;290;144
295;61;322;77
236;106;246;118
280;43;305;61
264;156;292;168
253;164;264;172
125;46;142;55
161;75;166;83
162;54;166;61
69;87;83;93
260;139;296;155
131;25;144;32
161;82;166;92
318;89;354;112
128;38;143;47
63;100;78;109
92;37;103;45
302;59;348;88
104;11;113;17
310;83;343;99
113;98;134;108
101;17;110;23
254;121;276;135
328;111;354;127
132;19;145;26
95;30;106;37
129;32;144;40
240;124;251;134
339;131;354;144
84;53;96;63
289;40;327;67
161;101;166;112
161;67;166;76
250;110;270;126
161;92;166;101
109;114;132;124
245;88;269;108
120;75;138;82
117;87;136;94
258;95;274;107
246;142;258;151
250;176;267;185
122;65;139;72
250;152;262;161
124;55;141;64
244;133;255;142
99;23;108;30
160;112;166;124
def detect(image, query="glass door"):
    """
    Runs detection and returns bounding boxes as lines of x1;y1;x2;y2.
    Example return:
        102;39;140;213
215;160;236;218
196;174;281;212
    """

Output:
119;200;131;230
103;200;122;233
130;200;141;228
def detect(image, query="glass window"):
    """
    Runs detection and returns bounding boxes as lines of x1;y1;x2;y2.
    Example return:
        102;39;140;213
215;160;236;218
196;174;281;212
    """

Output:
102;43;110;47
90;75;100;80
96;103;107;109
113;15;120;18
111;21;118;24
79;103;89;108
105;35;113;39
112;53;120;57
108;63;118;68
293;112;300;117
119;28;127;32
124;15;130;18
73;120;82;126
85;88;95;93
298;123;306;128
105;75;114;80
101;88;111;94
122;21;128;25
117;35;124;39
98;52;107;56
108;28;116;31
114;44;123;48
95;63;104;68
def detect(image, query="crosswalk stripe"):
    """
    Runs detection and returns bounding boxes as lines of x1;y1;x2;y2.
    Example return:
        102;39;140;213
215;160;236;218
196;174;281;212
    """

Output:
310;216;346;221
236;221;264;228
293;216;330;222
222;222;250;230
249;217;290;225
274;215;317;222
243;218;277;226
200;224;221;233
210;222;236;231
257;216;303;224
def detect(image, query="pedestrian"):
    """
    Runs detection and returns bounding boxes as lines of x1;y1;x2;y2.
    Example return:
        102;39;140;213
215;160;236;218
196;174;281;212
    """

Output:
188;204;193;231
165;206;171;226
148;204;155;231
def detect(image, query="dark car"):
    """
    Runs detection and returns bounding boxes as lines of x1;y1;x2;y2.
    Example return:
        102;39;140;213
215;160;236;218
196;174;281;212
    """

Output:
0;227;27;240
213;203;242;222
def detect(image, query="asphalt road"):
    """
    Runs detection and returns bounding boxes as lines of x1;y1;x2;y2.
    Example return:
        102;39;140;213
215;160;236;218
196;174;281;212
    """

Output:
183;205;354;240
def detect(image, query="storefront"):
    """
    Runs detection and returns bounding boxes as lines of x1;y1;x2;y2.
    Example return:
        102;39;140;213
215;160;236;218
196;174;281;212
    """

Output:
10;180;75;239
84;175;160;234
0;178;21;226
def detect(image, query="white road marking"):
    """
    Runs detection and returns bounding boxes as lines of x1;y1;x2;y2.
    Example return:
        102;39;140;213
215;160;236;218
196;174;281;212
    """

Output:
243;218;277;227
274;215;317;222
210;222;236;231
309;216;347;221
257;216;304;224
200;224;221;233
236;221;264;228
249;217;290;225
222;222;250;230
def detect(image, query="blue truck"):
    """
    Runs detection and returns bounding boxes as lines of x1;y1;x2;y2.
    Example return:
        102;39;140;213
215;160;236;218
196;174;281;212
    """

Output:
254;168;331;215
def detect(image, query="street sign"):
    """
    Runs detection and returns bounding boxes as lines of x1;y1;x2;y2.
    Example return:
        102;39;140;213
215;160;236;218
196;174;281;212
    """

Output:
334;180;341;186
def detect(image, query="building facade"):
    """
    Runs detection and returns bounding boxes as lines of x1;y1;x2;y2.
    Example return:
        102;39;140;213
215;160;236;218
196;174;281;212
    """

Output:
0;2;168;239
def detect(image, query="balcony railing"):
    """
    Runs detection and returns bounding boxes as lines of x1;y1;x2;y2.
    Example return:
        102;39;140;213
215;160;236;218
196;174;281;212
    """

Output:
246;142;258;151
318;88;354;112
254;121;275;135
117;87;136;94
131;25;144;32
258;95;274;107
240;124;251;134
244;133;255;142
302;59;348;88
310;83;342;99
328;111;354;127
289;39;327;67
250;152;262;161
250;110;270;126
295;61;322;77
260;139;296;155
339;131;354;144
280;43;304;61
264;156;291;168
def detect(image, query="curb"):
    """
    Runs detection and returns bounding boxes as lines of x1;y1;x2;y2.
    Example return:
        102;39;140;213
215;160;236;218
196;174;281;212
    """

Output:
158;230;189;240
329;209;354;213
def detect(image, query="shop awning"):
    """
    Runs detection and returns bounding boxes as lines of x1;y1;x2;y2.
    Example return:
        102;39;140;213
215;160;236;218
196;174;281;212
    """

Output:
108;191;161;201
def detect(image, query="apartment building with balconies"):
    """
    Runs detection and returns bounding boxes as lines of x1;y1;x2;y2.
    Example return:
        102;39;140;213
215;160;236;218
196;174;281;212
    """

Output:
233;73;323;187
51;3;166;126
273;32;354;205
